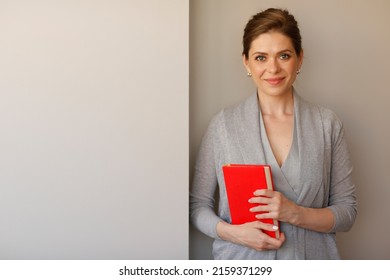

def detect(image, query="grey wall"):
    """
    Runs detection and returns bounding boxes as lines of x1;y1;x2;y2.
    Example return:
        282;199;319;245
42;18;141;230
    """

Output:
0;0;188;259
190;0;390;259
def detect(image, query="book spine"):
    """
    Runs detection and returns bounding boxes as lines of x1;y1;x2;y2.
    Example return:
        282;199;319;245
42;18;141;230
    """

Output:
264;166;273;191
264;166;280;239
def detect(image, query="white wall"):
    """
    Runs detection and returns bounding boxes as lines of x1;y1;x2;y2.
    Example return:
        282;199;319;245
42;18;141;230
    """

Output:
190;0;390;259
0;0;188;259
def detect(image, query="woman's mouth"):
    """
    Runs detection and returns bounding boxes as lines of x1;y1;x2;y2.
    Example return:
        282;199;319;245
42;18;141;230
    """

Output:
265;77;285;85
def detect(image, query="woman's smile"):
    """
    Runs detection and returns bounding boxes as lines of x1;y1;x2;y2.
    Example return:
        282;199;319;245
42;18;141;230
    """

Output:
264;77;285;85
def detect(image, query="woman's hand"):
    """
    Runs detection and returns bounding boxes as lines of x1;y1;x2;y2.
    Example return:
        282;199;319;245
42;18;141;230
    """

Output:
217;220;285;251
249;189;299;224
249;189;336;233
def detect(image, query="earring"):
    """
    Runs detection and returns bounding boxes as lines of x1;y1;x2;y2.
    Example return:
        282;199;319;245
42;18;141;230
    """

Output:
247;72;252;77
296;69;301;75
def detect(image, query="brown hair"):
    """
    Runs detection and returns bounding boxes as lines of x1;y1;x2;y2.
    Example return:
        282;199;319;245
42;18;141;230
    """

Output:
242;8;302;59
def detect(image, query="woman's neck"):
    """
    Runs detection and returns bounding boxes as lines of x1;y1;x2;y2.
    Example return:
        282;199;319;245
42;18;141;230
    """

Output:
257;90;294;116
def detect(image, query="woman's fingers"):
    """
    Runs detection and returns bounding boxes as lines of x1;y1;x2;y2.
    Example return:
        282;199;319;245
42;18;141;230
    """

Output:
249;190;284;219
249;196;272;204
253;189;274;197
249;220;279;232
267;232;285;248
239;222;284;250
249;201;280;217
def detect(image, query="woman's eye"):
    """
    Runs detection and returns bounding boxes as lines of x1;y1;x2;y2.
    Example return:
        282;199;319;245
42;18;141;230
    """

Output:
255;55;266;61
280;53;291;60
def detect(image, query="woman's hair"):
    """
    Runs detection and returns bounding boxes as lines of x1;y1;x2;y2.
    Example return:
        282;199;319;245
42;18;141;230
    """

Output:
242;8;302;59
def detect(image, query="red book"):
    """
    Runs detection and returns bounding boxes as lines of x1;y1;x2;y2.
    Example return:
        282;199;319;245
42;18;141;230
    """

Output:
222;164;280;238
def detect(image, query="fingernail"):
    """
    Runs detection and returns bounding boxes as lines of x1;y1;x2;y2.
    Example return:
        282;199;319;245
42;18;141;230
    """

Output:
272;225;279;230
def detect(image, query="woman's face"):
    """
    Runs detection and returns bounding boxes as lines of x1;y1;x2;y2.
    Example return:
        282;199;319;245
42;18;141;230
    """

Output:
243;31;303;98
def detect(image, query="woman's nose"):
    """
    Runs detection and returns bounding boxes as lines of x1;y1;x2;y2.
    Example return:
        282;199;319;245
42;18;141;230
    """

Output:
267;58;280;74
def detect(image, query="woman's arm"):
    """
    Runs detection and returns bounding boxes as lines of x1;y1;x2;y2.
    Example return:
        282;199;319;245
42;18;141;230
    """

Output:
189;117;224;239
249;190;335;233
326;117;357;232
216;220;285;251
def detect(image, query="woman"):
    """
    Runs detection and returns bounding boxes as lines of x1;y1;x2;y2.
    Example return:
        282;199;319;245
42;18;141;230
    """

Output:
189;8;357;260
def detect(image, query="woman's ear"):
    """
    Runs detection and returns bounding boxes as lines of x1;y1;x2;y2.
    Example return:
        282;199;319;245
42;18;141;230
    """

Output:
298;49;304;70
242;54;251;75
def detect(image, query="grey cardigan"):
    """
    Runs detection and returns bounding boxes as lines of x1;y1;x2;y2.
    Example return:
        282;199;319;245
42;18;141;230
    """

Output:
189;92;357;259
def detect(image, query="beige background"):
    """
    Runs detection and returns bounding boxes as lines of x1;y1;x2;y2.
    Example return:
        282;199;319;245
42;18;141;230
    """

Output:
190;0;390;259
0;0;188;259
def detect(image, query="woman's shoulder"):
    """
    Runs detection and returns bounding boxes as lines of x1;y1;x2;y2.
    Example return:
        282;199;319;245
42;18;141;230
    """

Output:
297;93;343;132
214;93;258;121
204;93;257;139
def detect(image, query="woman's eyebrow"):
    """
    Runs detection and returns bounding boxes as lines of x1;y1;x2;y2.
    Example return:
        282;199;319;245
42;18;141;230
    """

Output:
251;49;294;56
278;49;294;53
251;51;267;57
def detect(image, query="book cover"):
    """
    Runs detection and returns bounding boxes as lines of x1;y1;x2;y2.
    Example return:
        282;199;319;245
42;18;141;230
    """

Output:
222;164;280;238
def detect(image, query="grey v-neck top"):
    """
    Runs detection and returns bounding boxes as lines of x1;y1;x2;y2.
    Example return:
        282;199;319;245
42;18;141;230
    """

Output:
259;109;299;259
190;91;357;260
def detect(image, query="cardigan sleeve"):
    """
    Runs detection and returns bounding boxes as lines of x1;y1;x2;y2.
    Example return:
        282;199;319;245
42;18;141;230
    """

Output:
326;115;358;232
189;115;223;239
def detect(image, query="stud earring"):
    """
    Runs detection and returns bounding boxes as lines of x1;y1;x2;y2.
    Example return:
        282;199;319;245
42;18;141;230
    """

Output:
247;72;252;77
297;69;301;75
